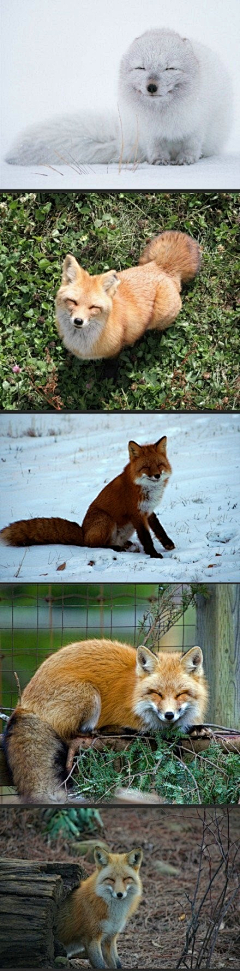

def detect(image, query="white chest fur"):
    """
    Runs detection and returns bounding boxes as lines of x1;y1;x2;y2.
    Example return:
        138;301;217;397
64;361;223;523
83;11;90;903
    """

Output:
57;309;104;359
135;472;169;514
100;894;132;937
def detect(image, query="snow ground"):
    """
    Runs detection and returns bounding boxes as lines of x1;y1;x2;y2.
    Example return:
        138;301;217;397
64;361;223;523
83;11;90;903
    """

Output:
0;413;239;584
1;155;240;191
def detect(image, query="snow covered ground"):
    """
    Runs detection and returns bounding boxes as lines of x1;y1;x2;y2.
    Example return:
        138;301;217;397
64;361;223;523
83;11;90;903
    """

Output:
0;413;239;583
1;154;240;191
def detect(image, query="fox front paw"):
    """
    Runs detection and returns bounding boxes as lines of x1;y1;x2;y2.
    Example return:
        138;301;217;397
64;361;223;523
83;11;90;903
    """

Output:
151;154;171;165
164;540;175;551
150;550;163;558
171;153;200;165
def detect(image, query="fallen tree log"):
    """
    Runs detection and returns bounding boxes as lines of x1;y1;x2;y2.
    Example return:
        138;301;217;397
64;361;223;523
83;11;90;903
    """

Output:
0;858;85;968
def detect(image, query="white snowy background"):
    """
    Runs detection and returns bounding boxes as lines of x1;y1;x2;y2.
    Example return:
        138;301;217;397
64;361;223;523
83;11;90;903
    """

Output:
0;413;239;583
1;0;239;189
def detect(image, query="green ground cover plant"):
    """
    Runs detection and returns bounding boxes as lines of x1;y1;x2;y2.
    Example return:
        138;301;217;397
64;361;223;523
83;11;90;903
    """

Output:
74;736;240;805
0;191;239;411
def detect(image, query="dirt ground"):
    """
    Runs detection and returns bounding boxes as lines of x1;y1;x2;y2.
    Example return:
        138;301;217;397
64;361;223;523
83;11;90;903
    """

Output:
0;806;239;970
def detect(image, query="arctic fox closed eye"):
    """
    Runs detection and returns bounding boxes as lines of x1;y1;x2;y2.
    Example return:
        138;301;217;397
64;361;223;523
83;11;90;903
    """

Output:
6;28;232;166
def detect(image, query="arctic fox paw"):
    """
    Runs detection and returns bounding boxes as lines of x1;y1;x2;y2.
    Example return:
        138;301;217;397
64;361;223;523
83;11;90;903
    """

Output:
170;155;199;165
151;156;171;166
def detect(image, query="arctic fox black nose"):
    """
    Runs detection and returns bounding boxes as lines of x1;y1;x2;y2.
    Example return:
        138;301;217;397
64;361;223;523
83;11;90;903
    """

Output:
117;892;123;898
74;318;84;327
147;82;158;93
164;711;174;721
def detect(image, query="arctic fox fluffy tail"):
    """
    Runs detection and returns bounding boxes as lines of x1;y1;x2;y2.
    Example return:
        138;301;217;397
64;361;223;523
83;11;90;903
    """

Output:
139;231;201;287
3;708;69;802
6;111;119;166
0;517;83;547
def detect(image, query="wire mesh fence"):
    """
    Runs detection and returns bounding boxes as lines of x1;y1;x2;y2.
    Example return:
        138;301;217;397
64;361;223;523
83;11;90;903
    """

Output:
0;582;196;724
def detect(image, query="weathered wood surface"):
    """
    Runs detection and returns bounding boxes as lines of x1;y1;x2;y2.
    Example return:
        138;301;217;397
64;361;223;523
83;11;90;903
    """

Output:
196;583;240;729
0;859;85;967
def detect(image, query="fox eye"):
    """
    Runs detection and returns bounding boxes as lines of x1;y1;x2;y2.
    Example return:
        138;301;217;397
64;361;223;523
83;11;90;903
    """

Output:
147;689;163;698
66;298;77;305
89;305;100;311
135;66;145;70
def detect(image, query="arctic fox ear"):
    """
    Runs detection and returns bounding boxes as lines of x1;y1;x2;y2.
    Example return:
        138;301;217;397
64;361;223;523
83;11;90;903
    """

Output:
181;646;203;675
136;646;158;675
102;270;120;294
127;848;143;869
155;436;167;453
62;254;80;284
94;846;110;868
128;440;141;460
182;37;193;51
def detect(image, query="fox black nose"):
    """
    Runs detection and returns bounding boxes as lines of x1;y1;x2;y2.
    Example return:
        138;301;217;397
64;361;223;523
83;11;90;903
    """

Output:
74;318;84;327
164;711;175;721
154;474;160;479
117;892;123;898
147;82;158;93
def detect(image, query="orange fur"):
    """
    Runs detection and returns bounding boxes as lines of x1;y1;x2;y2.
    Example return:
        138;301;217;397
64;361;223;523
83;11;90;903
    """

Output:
0;436;174;558
3;640;208;802
57;846;143;968
55;230;201;360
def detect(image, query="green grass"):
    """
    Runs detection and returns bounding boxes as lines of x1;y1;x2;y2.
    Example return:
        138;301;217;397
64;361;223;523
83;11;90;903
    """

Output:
74;736;240;805
0;190;239;411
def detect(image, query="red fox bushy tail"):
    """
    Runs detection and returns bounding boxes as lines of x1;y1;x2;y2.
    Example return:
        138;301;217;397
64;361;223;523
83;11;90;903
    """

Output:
139;230;201;288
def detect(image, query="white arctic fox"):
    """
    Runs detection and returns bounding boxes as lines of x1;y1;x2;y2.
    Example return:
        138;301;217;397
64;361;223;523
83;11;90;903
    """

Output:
6;29;232;166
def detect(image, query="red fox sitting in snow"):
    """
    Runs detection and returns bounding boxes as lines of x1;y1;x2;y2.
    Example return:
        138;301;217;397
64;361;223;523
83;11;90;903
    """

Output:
0;436;174;559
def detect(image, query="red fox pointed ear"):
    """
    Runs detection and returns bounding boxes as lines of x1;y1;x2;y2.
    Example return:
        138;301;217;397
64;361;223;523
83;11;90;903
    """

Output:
62;254;80;284
181;646;203;675
94;846;110;868
155;435;167;453
136;646;158;675
127;848;143;869
102;270;120;294
128;441;141;460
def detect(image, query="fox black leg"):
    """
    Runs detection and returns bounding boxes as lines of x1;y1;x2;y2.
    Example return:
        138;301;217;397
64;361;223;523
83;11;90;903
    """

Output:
148;512;175;550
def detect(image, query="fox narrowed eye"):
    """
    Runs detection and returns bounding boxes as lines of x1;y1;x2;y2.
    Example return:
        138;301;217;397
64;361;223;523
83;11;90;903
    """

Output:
89;305;101;311
66;298;77;305
146;689;163;699
176;691;193;700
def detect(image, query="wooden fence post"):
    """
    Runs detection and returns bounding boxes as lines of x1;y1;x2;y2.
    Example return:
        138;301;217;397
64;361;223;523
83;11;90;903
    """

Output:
196;584;240;728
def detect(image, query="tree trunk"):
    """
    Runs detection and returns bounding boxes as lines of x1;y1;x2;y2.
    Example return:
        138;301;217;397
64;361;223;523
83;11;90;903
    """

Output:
196;584;240;728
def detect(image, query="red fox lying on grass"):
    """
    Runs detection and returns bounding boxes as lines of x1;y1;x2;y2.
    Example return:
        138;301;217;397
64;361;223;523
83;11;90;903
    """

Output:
2;638;208;802
0;436;175;559
55;229;201;361
57;845;143;968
